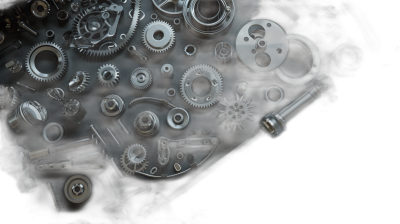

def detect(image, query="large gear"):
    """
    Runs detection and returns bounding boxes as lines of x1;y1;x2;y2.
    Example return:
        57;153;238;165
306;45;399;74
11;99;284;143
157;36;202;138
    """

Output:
31;0;50;19
0;86;20;110
97;64;120;87
180;64;223;108
25;42;68;82
69;71;90;94
130;67;152;90
142;20;175;53
218;94;254;131
120;144;149;175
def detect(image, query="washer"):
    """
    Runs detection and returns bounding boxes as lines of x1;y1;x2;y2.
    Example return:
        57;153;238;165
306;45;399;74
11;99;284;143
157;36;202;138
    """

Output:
42;122;64;143
265;86;284;103
167;107;190;130
100;94;125;117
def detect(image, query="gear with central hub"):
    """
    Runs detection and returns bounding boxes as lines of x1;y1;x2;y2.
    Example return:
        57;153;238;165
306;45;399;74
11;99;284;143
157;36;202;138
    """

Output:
69;71;90;94
97;64;120;87
180;64;223;108
130;67;153;90
120;144;149;175
142;20;175;53
0;86;20;110
31;0;50;19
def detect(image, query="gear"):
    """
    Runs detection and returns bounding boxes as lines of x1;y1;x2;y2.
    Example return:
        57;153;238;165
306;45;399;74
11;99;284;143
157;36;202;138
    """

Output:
218;94;254;131
97;64;120;87
31;0;50;19
0;86;20;110
180;64;223;108
25;42;68;82
120;144;149;175
130;67;152;90
142;20;175;53
69;71;90;94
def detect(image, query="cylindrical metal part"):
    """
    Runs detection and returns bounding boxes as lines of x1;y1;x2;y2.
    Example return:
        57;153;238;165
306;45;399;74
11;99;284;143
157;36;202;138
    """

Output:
279;86;321;119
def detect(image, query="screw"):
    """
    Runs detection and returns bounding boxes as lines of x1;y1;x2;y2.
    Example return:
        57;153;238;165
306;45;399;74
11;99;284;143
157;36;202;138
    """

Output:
89;124;106;145
17;21;38;37
16;82;36;92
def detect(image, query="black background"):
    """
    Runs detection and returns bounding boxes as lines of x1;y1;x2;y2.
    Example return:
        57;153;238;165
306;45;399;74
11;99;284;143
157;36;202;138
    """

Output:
0;0;398;223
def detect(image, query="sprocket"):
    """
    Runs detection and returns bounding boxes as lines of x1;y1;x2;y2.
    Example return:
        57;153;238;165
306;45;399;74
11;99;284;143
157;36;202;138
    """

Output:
130;67;153;90
120;144;149;175
142;20;175;53
97;64;120;87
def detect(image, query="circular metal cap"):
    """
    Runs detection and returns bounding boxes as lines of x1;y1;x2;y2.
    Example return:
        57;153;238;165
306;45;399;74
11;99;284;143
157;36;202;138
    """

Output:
100;94;125;117
43;122;64;143
64;175;92;204
167;107;190;130
130;67;152;90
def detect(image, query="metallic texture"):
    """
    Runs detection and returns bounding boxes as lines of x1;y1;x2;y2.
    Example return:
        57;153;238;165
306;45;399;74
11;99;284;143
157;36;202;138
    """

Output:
97;64;120;87
8;100;48;134
62;99;87;123
167;107;189;130
129;97;177;109
46;30;55;39
120;144;149;174
6;61;23;73
64;175;92;204
31;0;50;19
174;163;181;172
42;122;64;143
16;82;35;92
152;0;184;18
265;86;284;103
218;94;254;131
107;127;120;145
133;111;160;137
25;42;68;82
57;10;69;22
150;13;158;20
69;71;90;94
100;94;125;117
89;124;106;145
166;88;176;97
142;20;175;53
130;67;153;90
161;64;173;77
215;42;232;63
0;40;22;60
180;64;223;108
184;44;196;56
0;86;20;109
128;46;148;61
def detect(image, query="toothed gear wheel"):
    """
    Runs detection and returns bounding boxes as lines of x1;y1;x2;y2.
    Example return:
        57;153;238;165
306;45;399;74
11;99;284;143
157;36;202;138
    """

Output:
130;67;152;90
142;20;175;53
120;144;149;175
180;64;223;108
72;0;142;57
69;71;90;94
97;64;120;87
31;0;50;19
26;42;68;82
218;94;255;131
0;86;20;109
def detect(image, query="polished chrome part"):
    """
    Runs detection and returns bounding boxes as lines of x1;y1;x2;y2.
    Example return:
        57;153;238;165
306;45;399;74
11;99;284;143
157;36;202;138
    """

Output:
97;64;120;87
265;86;284;103
161;64;174;77
120;33;126;39
57;10;69;22
134;111;160;137
215;42;232;63
0;86;20;109
71;3;79;13
128;46;148;61
174;163;182;172
69;71;90;94
151;13;158;20
100;94;125;117
177;152;184;159
107;127;120;145
62;99;87;123
167;107;189;130
43;122;64;143
142;20;175;53
8;100;48;134
64;175;92;204
152;0;184;17
31;0;50;19
236;19;288;72
184;44;197;56
130;67;153;90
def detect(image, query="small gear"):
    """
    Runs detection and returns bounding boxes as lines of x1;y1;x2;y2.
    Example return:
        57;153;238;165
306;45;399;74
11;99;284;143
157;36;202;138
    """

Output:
180;64;223;108
97;64;120;87
0;86;20;110
218;94;255;131
26;42;68;82
120;144;149;175
31;0;50;19
142;20;175;53
69;71;90;94
130;67;152;90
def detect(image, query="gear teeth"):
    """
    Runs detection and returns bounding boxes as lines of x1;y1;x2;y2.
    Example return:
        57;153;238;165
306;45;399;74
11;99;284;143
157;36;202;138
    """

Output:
97;64;120;87
120;144;149;175
10;87;21;108
142;20;175;53
130;67;153;90
70;71;90;94
31;0;50;19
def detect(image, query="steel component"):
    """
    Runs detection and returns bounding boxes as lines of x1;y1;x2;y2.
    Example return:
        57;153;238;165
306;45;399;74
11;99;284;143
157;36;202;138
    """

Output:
174;18;181;26
8;100;48;134
107;127;120;145
134;111;160;137
180;64;223;108
100;94;125;117
218;94;254;131
57;10;69;22
71;3;80;13
150;167;157;174
174;163;181;172
161;64;174;77
215;42;232;63
158;139;170;165
43;122;64;143
184;44;196;56
166;88;176;97
17;21;39;37
62;99;87;122
16;82;35;92
183;0;235;38
31;0;50;19
5;61;23;73
265;86;284;103
64;175;92;204
142;20;175;53
90;124;106;145
177;152;184;159
117;119;130;135
0;31;4;44
152;0;184;17
97;64;120;87
0;40;22;60
120;33;126;39
120;144;149;174
46;30;55;39
0;86;20;109
26;42;68;82
69;71;90;94
128;46;148;61
150;13;158;20
129;97;177;109
167;107;189;130
130;67;152;90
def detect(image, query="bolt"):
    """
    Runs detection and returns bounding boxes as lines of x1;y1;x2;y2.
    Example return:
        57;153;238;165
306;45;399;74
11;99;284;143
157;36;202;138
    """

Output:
16;82;35;92
17;21;38;37
89;124;106;145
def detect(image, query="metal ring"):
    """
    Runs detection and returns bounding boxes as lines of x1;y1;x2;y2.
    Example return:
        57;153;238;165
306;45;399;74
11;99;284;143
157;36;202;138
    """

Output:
100;94;125;117
265;86;284;103
167;108;189;130
167;88;176;97
43;122;64;143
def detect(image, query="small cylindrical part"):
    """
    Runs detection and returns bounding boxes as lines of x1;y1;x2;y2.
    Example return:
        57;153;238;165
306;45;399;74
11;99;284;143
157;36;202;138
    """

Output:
46;30;55;39
57;10;69;22
16;82;35;92
161;64;173;77
151;13;158;20
279;86;322;119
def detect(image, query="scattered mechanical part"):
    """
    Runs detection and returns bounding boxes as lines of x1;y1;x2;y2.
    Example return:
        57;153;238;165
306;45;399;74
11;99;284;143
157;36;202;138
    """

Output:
17;21;39;37
219;94;255;131
0;40;22;59
142;20;175;53
90;124;106;145
100;94;125;117
215;42;232;63
46;88;87;123
8;100;48;134
152;0;184;17
69;71;90;94
31;0;50;19
167;107;189;130
120;144;149;174
16;82;35;92
43;122;64;143
276;34;320;85
183;0;235;38
128;46;148;62
64;175;92;204
97;64;120;87
99;42;117;50
184;44;197;56
46;30;55;39
71;3;80;13
174;18;181;26
117;119;130;135
130;67;153;90
121;0;127;3
174;163;182;172
177;152;184;160
0;86;20;110
29;137;93;160
139;10;145;20
265;86;284;103
5;61;23;73
236;81;248;96
150;167;157;174
107;127;120;145
158;139;170;165
166;88;176;97
161;64;174;77
189;129;211;136
236;19;289;72
57;10;69;22
0;31;4;44
120;33;126;39
134;111;160;137
180;64;223;108
26;42;68;82
150;13;158;20
129;97;177;109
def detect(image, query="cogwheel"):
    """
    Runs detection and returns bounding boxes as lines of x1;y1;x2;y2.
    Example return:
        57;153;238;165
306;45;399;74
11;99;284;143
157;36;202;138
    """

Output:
120;144;149;175
97;64;120;87
69;71;90;94
180;64;223;108
26;42;68;82
142;20;175;53
218;94;255;131
0;86;20;110
130;67;152;90
31;0;50;19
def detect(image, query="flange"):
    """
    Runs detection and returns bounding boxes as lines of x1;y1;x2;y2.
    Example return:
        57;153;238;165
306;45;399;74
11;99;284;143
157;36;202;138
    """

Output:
100;94;125;117
167;107;190;130
64;175;92;204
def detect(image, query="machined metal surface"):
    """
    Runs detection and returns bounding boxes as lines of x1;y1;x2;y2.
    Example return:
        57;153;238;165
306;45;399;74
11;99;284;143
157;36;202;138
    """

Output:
31;0;50;19
265;86;284;103
64;175;92;204
152;0;184;17
184;44;197;56
120;144;149;174
133;111;160;137
97;64;120;87
130;67;153;90
142;20;175;53
8;100;48;134
6;61;23;73
0;85;20;110
69;71;90;94
42;122;64;143
167;107;190;130
100;94;125;117
161;64;174;77
215;42;232;63
218;94;254;131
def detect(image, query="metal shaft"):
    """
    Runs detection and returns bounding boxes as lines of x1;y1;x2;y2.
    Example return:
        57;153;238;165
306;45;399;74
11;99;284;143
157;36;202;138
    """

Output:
17;21;38;37
90;124;106;145
16;82;36;92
